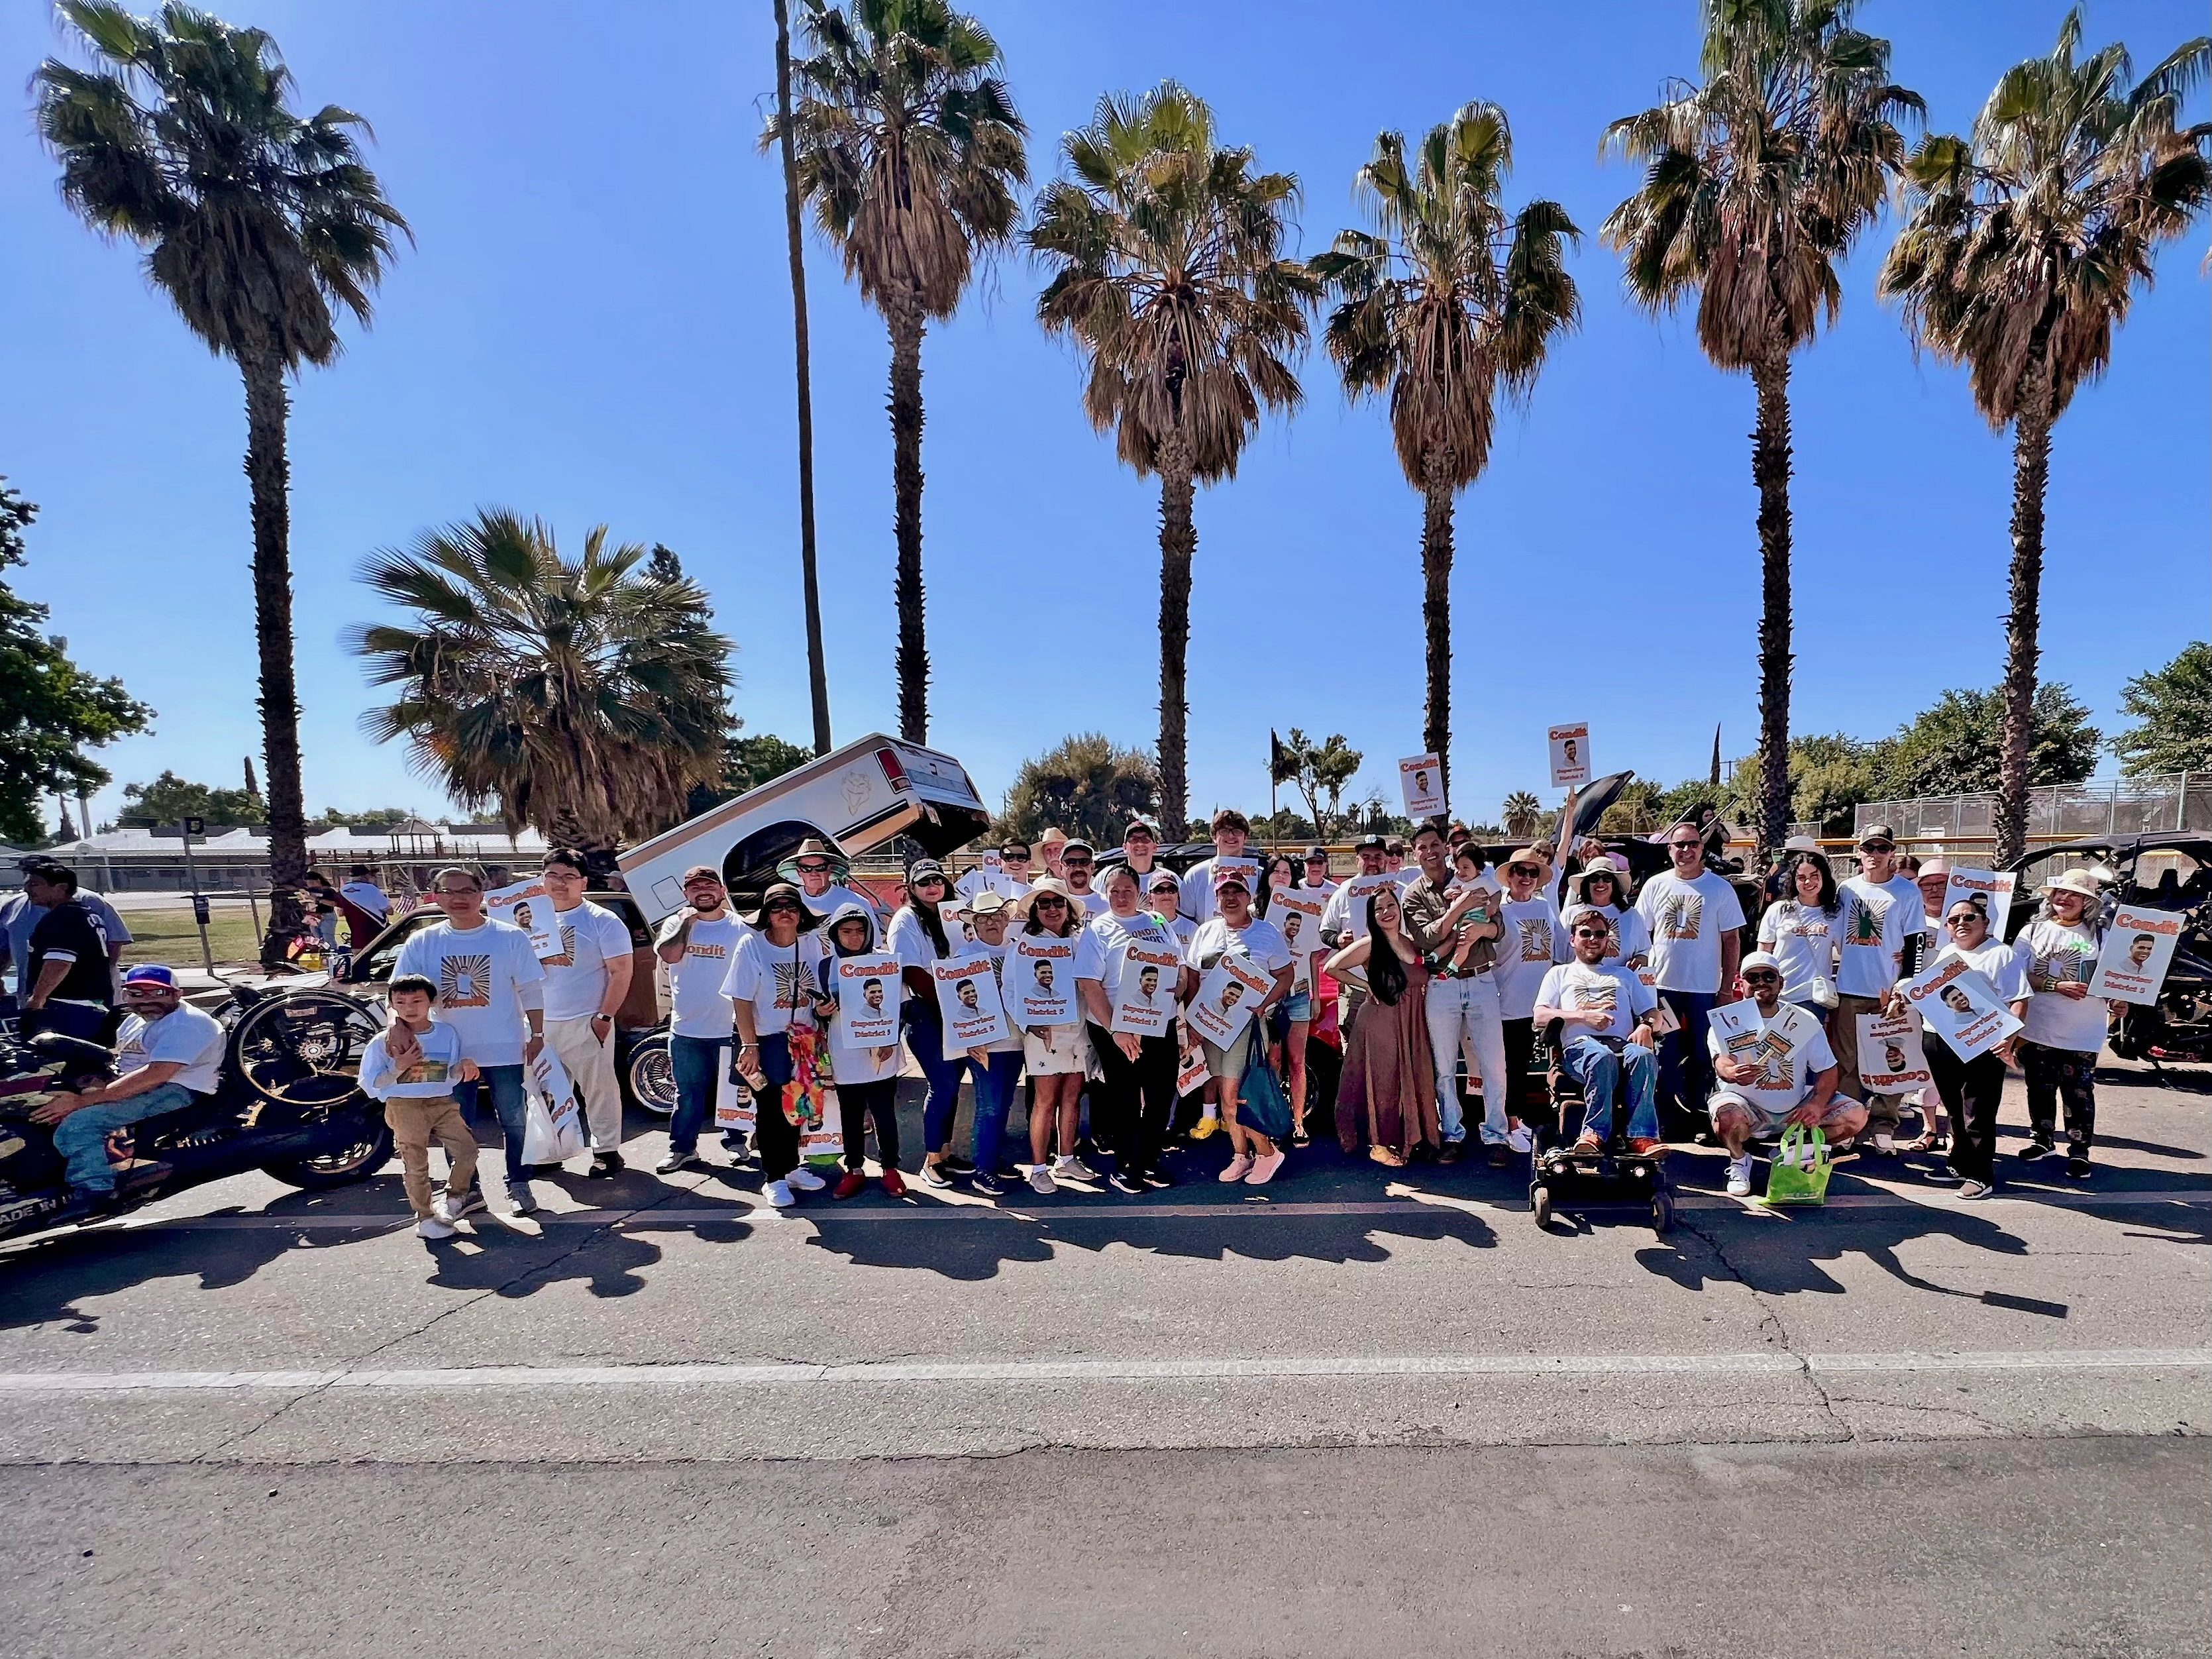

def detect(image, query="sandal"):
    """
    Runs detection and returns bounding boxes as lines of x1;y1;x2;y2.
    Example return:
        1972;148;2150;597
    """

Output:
1368;1146;1407;1168
1903;1132;1948;1154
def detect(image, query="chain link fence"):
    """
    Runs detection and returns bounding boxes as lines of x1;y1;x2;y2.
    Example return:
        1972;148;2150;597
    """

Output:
1854;773;2211;847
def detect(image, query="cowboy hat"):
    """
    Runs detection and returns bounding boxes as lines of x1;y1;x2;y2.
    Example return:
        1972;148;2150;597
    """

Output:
963;888;1015;920
775;837;851;883
743;881;821;930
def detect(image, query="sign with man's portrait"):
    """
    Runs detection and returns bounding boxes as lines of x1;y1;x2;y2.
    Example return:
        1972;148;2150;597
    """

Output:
2088;906;2182;1004
1006;933;1077;1026
935;957;1010;1051
1904;955;2023;1060
1110;942;1182;1036
1548;722;1591;788
829;952;901;1055
1398;754;1444;818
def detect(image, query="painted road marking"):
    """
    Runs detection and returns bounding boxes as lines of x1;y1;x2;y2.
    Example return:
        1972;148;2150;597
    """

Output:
0;1348;2204;1393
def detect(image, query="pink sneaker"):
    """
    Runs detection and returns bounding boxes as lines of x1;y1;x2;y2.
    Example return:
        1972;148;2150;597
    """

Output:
1243;1150;1287;1186
1217;1153;1254;1183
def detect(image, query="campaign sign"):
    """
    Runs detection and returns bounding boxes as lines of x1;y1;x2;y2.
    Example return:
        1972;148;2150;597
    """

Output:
1707;999;1803;1089
1343;871;1405;937
1006;934;1077;1026
1399;754;1445;818
1942;868;2017;936
1855;1008;1932;1095
1548;722;1591;788
1186;957;1271;1046
981;848;1002;873
935;957;1010;1051
1109;942;1182;1036
488;878;556;957
1904;955;2022;1060
1270;890;1325;977
1176;1039;1208;1097
2088;906;2183;1004
829;953;901;1055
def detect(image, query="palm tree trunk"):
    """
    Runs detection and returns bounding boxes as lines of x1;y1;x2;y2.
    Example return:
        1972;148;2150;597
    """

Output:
1156;427;1196;839
1750;346;1795;861
1419;459;1454;806
240;350;307;966
1994;359;2053;866
773;0;831;757
886;292;928;744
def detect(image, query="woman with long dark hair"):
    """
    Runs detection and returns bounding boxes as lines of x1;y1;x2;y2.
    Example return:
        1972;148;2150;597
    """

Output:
887;859;968;1187
1757;849;1843;1020
813;902;906;1199
1323;886;1439;1167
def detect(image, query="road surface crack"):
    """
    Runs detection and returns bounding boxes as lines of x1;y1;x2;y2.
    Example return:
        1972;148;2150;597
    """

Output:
1675;1208;1854;1443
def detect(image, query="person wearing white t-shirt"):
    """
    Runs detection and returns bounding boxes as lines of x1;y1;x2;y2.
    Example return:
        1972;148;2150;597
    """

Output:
653;865;748;1173
812;901;908;1200
1756;849;1843;1016
30;963;223;1215
955;837;1035;905
360;974;481;1236
392;866;547;1213
1055;840;1110;918
719;883;827;1209
1534;918;1662;1151
1183;868;1296;1186
1559;861;1650;973
1493;849;1569;1139
1300;846;1340;910
1320;835;1396;947
1178;808;1259;927
1633;824;1746;1130
1886;892;2025;1197
537;849;637;1177
341;864;392;924
887;860;971;1185
1074;865;1184;1193
1145;869;1196;949
1707;952;1868;1197
2009;869;2111;1177
1830;825;1927;1151
776;837;886;930
947;890;1026;1195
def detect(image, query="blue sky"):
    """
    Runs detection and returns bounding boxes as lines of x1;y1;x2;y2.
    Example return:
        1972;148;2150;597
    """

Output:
3;0;2205;835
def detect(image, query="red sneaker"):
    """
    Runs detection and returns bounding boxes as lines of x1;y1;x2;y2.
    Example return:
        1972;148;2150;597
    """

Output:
880;1168;908;1198
832;1169;867;1200
1571;1133;1605;1153
1627;1137;1666;1157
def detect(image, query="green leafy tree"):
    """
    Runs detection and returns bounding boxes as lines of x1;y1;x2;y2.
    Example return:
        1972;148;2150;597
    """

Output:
772;0;1027;744
350;509;734;855
1883;684;2101;799
1271;727;1364;835
1029;83;1314;836
119;770;266;828
994;733;1159;845
1310;103;1579;797
2113;642;2212;775
1604;0;1921;856
0;479;152;845
682;729;817;819
36;1;409;959
1880;12;2210;861
313;806;411;828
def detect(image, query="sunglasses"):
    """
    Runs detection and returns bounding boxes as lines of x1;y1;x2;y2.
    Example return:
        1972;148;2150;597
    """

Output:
1945;912;1982;926
764;900;801;913
1573;928;1608;939
1062;857;1094;869
794;861;831;875
1669;841;1701;853
912;877;945;890
1507;865;1542;879
1860;843;1895;854
1034;895;1068;908
1744;973;1781;985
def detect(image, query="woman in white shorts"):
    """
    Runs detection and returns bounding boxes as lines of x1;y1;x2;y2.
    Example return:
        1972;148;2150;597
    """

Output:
1014;879;1096;1192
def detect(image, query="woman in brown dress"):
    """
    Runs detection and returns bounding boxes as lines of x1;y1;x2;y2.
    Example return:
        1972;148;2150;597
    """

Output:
1324;886;1441;1165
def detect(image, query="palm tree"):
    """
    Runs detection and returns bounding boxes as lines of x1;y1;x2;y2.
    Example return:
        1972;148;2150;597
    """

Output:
772;0;1027;744
1029;83;1314;835
36;0;408;963
1879;11;2210;863
772;0;833;755
348;511;735;855
1501;790;1544;840
1602;0;1919;859
1310;103;1580;802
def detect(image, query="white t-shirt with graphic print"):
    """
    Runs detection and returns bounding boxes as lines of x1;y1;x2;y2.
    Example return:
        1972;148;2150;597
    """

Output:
392;918;547;1069
538;900;635;1022
1835;874;1923;999
1634;871;1746;994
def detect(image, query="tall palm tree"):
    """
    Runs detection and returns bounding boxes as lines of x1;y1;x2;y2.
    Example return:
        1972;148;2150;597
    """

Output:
772;0;833;756
1602;0;1919;858
1879;10;2210;863
772;0;1027;744
1029;83;1314;835
1310;103;1580;801
348;510;735;855
35;0;408;963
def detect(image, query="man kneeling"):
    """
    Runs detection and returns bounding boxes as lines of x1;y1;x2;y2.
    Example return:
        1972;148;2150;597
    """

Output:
1534;914;1664;1155
1709;951;1868;1197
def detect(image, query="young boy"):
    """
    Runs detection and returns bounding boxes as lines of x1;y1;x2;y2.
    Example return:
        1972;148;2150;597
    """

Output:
360;974;482;1238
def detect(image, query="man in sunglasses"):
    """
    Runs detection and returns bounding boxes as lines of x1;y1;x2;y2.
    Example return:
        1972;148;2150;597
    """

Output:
776;837;882;929
1708;951;1866;1197
1832;824;1926;1154
957;839;1034;905
1057;840;1110;918
1634;820;1745;1132
1534;914;1663;1154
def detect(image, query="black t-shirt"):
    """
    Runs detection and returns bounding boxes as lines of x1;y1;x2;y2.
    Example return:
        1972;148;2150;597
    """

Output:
28;902;114;1007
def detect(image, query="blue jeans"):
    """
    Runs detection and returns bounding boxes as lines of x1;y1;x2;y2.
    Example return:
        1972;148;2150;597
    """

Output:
666;1034;727;1156
1656;990;1718;1121
1561;1036;1659;1142
455;1063;529;1183
905;1001;966;1154
965;1049;1024;1174
54;1081;196;1194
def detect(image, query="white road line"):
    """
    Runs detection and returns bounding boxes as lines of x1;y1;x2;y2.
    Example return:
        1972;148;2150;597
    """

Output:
0;1348;2204;1393
50;1187;2211;1234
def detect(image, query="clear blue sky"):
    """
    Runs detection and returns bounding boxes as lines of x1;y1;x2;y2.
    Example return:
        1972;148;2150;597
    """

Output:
3;0;2205;835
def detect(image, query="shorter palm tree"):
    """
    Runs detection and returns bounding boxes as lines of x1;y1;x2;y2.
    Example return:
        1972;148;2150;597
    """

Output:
1310;103;1579;800
1501;790;1544;841
1879;9;2210;863
349;511;734;853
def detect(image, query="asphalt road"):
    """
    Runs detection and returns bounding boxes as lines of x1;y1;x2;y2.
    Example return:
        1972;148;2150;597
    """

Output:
2;1060;2207;1657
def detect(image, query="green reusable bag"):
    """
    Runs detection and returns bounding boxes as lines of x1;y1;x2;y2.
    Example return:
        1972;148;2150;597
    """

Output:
1763;1124;1831;1206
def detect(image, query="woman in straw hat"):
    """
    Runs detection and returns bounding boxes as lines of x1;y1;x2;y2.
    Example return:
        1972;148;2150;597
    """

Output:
2009;868;2111;1179
1011;879;1096;1193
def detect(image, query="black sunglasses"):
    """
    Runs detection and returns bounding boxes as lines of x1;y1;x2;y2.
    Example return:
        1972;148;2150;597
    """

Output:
1743;970;1781;983
1668;840;1701;853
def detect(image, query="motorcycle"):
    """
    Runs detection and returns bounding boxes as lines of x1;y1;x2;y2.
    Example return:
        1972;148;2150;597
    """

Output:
0;983;394;1245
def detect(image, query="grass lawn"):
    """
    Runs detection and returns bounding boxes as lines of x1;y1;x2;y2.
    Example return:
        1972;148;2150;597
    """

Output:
115;904;264;969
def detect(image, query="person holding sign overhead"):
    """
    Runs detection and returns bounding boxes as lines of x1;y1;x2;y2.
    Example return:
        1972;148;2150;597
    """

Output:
1010;879;1095;1193
1185;866;1296;1186
812;902;906;1199
1076;865;1187;1194
1885;892;2024;1199
2010;869;2110;1179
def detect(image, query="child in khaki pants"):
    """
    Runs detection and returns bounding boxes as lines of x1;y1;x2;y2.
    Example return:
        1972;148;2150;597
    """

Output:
360;974;481;1238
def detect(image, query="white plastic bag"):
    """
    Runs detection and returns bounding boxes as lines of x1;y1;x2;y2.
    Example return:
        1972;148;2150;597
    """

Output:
521;1047;588;1165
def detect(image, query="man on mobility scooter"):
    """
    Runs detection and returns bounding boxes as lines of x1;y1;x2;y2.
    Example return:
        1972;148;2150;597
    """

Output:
1533;916;1665;1155
1709;951;1868;1198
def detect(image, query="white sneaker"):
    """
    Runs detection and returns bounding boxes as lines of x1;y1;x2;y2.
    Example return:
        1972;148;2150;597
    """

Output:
1217;1153;1254;1183
1871;1130;1897;1155
432;1190;476;1224
505;1179;536;1214
1505;1124;1534;1154
415;1216;457;1239
1726;1156;1754;1198
785;1165;827;1193
1027;1165;1057;1195
764;1179;796;1208
1055;1155;1099;1182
